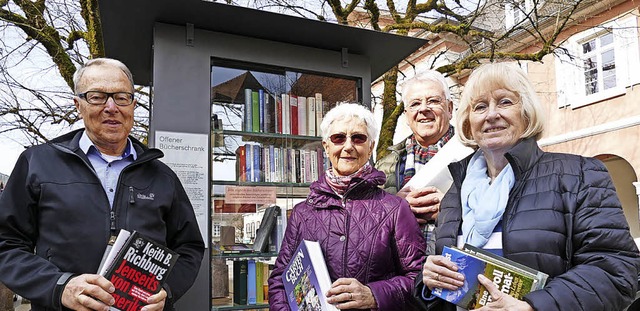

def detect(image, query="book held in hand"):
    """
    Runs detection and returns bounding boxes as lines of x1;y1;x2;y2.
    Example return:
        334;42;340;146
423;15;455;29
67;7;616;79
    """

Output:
98;229;179;311
283;240;338;311
431;244;548;309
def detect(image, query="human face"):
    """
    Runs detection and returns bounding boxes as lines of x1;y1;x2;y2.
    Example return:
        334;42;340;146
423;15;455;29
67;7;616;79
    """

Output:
322;117;373;176
404;80;453;146
74;64;135;156
468;89;526;156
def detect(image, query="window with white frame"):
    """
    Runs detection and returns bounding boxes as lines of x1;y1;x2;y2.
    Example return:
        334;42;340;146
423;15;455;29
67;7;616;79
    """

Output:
555;15;640;108
581;31;616;95
505;0;532;28
213;224;220;237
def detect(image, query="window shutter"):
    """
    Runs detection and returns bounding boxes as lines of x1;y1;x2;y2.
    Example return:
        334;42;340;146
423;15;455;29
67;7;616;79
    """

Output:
554;41;581;108
613;17;640;87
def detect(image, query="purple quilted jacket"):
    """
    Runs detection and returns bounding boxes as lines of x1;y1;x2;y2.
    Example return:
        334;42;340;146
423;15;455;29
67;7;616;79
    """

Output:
268;168;426;310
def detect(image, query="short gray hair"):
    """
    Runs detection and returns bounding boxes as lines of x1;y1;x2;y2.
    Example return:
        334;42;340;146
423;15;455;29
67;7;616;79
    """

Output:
320;103;377;145
400;70;451;104
73;58;134;94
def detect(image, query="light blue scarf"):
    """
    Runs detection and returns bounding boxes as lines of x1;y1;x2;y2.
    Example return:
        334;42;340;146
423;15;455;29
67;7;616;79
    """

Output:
460;151;515;247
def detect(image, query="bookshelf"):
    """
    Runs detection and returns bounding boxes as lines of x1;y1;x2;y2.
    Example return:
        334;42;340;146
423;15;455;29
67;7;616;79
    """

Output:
210;59;361;310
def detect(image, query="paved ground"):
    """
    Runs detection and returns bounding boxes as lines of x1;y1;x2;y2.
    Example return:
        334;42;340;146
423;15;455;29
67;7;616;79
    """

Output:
13;296;29;311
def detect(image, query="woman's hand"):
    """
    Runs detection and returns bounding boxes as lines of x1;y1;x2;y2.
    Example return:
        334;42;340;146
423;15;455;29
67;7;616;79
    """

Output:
326;278;377;309
472;275;533;311
422;255;464;291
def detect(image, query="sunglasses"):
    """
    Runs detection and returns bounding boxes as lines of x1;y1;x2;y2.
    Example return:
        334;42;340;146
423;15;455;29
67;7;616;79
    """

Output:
329;133;368;145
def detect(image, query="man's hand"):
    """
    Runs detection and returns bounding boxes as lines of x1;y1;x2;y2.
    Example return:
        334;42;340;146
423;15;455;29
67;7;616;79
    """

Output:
399;186;443;224
61;274;114;311
142;289;167;311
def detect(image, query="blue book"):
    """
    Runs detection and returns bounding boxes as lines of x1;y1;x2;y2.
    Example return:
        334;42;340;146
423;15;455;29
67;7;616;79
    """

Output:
252;144;261;182
247;260;257;305
283;240;338;311
245;143;252;183
431;245;547;309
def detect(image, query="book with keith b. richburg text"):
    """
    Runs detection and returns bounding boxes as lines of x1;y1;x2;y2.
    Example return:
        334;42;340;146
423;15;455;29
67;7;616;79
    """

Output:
431;244;548;310
98;229;179;311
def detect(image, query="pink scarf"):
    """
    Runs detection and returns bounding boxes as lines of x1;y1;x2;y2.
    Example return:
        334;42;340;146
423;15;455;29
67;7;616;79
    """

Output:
325;162;372;196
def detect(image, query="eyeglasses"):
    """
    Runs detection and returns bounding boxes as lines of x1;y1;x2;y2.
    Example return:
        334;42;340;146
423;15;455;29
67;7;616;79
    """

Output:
406;97;445;112
77;91;135;106
329;133;368;145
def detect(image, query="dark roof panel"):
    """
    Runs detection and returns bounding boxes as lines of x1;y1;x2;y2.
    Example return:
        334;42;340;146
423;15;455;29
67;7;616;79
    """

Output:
98;0;427;85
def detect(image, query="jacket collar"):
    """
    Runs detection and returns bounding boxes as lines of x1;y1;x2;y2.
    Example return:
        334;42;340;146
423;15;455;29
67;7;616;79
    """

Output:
449;137;543;185
48;128;163;163
307;167;386;209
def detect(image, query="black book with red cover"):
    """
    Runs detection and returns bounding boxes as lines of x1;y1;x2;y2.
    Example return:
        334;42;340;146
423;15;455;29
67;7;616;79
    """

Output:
102;231;179;311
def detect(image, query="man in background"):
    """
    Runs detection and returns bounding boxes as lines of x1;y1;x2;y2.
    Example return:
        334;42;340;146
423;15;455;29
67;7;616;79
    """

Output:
0;58;204;311
376;71;454;254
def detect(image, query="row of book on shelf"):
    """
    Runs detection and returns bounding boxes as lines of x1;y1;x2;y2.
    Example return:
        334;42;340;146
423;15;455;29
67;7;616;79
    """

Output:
244;88;325;136
236;144;329;183
233;259;273;305
280;240;550;311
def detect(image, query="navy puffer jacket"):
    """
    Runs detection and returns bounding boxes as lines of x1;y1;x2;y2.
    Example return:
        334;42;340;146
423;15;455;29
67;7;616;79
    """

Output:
268;167;426;310
415;137;640;310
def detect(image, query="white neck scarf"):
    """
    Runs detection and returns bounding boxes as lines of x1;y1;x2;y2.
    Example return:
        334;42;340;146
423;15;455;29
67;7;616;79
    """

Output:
460;151;515;247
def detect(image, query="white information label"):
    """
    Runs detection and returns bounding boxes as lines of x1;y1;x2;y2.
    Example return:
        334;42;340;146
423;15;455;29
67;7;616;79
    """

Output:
155;131;209;244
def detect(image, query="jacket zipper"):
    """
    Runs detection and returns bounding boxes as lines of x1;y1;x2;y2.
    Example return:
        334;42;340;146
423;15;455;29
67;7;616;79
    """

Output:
50;142;159;239
342;197;350;277
389;149;403;193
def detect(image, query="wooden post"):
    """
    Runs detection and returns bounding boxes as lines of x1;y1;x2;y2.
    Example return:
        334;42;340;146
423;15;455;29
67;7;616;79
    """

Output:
0;282;14;311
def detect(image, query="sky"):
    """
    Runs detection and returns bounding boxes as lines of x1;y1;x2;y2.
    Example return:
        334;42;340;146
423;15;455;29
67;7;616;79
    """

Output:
0;138;23;175
0;10;77;177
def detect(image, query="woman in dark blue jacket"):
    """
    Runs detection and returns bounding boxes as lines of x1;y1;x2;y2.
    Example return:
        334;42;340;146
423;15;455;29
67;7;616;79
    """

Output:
415;63;640;310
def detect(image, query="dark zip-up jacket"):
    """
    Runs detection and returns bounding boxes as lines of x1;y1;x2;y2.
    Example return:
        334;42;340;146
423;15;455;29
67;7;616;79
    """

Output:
375;138;408;194
414;137;640;310
0;129;205;311
268;168;426;310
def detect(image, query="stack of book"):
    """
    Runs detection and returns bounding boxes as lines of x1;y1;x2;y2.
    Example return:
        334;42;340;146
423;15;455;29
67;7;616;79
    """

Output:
243;88;325;137
236;144;328;183
233;260;273;305
432;244;548;309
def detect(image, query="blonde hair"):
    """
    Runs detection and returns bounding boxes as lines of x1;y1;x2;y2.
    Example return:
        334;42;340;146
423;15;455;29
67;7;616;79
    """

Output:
457;63;545;147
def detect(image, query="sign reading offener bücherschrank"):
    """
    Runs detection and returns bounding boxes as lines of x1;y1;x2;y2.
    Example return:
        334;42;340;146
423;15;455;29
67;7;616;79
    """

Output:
155;131;208;244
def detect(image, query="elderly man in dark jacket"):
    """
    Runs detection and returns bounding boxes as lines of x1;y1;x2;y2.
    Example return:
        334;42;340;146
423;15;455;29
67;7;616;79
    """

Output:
0;58;204;311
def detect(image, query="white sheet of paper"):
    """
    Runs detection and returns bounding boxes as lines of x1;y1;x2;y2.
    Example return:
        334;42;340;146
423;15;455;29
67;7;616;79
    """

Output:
401;136;474;193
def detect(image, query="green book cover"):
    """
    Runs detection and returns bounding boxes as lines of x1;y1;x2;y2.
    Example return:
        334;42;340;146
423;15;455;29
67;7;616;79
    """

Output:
233;260;248;305
252;91;260;132
256;261;264;303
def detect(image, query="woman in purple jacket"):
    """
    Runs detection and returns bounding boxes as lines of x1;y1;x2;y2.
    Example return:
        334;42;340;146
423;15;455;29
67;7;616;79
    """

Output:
268;103;427;310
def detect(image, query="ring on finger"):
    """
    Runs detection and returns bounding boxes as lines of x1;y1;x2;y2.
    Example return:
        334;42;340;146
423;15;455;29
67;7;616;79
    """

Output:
435;273;440;281
349;293;353;300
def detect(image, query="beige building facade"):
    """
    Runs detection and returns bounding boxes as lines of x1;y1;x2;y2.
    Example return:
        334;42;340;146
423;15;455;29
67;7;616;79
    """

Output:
371;0;640;239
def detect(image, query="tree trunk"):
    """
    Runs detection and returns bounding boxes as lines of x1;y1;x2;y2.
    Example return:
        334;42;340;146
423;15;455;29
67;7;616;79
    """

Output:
0;282;13;311
376;66;401;161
